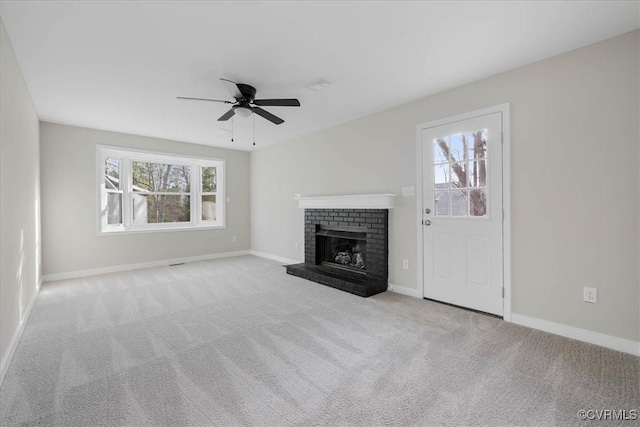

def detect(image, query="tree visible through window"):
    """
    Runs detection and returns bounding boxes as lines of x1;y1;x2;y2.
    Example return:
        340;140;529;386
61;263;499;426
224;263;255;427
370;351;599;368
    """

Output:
132;161;191;224
434;130;488;217
201;166;217;221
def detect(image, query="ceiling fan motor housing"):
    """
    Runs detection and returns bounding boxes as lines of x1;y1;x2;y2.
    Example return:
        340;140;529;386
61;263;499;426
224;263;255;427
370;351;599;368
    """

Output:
236;83;256;101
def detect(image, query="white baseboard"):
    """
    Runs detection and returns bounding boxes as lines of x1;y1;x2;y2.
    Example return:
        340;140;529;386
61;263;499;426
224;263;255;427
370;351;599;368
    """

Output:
510;313;640;356
42;250;251;282
250;250;301;265
387;282;422;298
0;278;41;386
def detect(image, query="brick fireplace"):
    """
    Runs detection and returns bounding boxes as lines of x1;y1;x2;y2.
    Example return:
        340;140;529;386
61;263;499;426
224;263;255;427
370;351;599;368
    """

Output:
286;204;390;297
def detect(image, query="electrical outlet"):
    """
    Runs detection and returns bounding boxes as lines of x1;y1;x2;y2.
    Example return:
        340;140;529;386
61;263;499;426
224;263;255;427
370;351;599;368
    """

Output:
232;235;237;242
583;287;597;304
402;259;409;269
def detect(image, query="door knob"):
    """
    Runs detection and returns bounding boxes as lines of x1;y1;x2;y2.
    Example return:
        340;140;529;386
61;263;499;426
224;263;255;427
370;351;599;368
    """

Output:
424;220;431;226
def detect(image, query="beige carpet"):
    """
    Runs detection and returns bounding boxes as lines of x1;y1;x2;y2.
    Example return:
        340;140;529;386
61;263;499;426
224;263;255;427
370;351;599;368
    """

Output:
1;255;638;426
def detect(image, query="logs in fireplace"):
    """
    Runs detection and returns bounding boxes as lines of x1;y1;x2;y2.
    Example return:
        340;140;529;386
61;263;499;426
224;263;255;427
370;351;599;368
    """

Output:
286;208;389;297
317;226;367;272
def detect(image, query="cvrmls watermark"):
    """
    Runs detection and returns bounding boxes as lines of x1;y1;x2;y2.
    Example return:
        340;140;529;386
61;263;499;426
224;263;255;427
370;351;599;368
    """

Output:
577;409;638;421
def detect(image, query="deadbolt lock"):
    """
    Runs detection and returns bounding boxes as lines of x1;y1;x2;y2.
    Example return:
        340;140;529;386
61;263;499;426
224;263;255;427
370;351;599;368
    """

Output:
425;208;431;214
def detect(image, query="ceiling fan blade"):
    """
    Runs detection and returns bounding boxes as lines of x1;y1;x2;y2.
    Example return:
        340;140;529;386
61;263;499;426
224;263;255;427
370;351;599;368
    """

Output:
253;106;284;125
253;99;300;107
217;108;236;121
177;96;232;103
219;78;243;100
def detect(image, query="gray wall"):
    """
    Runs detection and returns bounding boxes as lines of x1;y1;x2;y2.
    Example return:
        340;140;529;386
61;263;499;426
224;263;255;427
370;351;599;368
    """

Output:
0;20;41;378
251;31;640;342
40;123;250;276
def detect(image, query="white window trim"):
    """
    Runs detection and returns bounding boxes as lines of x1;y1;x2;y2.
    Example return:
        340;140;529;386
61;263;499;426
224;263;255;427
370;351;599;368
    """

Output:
97;145;226;235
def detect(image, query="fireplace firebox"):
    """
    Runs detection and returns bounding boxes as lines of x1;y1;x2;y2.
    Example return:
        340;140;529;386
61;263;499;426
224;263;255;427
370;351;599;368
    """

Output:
317;226;367;273
286;208;388;297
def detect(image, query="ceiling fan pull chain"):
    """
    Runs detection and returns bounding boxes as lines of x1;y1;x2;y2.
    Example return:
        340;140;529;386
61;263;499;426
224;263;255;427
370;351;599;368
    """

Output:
253;113;256;146
231;117;234;143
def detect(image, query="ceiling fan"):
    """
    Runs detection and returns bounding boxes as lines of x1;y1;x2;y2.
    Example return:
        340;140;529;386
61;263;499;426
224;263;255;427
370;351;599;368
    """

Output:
177;78;300;125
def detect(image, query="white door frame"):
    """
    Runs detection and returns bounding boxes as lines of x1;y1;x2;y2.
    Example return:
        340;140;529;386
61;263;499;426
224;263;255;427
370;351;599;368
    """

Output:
415;103;512;321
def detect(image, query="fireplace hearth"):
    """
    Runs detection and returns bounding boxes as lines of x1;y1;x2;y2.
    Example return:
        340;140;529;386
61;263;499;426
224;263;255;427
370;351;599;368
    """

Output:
286;208;389;297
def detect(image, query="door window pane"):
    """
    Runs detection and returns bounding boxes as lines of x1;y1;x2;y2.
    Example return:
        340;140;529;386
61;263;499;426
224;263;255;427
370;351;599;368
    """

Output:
435;190;449;216
449;133;468;163
450;159;467;189
434;164;450;188
433;137;448;163
470;189;487;217
468;160;487;188
451;189;468;217
469;130;487;161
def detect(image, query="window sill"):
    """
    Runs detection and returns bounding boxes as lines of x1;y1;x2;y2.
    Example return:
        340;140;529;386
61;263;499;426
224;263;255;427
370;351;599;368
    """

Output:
99;224;226;236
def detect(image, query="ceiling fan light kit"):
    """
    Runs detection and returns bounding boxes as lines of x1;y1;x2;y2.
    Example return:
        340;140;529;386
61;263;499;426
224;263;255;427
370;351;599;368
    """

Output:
233;105;253;118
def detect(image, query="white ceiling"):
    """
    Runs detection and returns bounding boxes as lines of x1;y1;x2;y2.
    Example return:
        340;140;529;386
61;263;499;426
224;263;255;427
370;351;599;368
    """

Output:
1;1;638;151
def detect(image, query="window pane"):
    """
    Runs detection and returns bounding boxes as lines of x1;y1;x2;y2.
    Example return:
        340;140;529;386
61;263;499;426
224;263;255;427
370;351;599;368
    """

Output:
449;133;468;163
132;162;190;193
434;190;449;216
105;157;120;190
468;160;487;187
451;189;468;217
202;167;217;192
470;189;487;217
133;194;190;224
469;130;487;160
450;158;467;189
107;193;122;224
202;195;217;221
434;164;450;189
433;137;448;163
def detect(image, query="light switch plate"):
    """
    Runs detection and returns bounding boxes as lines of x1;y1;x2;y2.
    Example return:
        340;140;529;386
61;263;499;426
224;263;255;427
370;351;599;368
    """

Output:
402;186;415;197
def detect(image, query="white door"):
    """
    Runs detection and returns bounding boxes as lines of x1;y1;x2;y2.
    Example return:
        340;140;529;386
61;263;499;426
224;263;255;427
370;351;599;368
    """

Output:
421;112;503;316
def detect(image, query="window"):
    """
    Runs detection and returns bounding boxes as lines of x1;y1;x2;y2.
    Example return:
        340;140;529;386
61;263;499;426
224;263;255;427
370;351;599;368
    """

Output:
98;147;224;233
433;130;488;218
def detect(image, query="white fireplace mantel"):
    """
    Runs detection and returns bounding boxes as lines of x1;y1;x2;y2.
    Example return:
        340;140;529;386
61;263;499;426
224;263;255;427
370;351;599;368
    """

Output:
295;193;396;209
